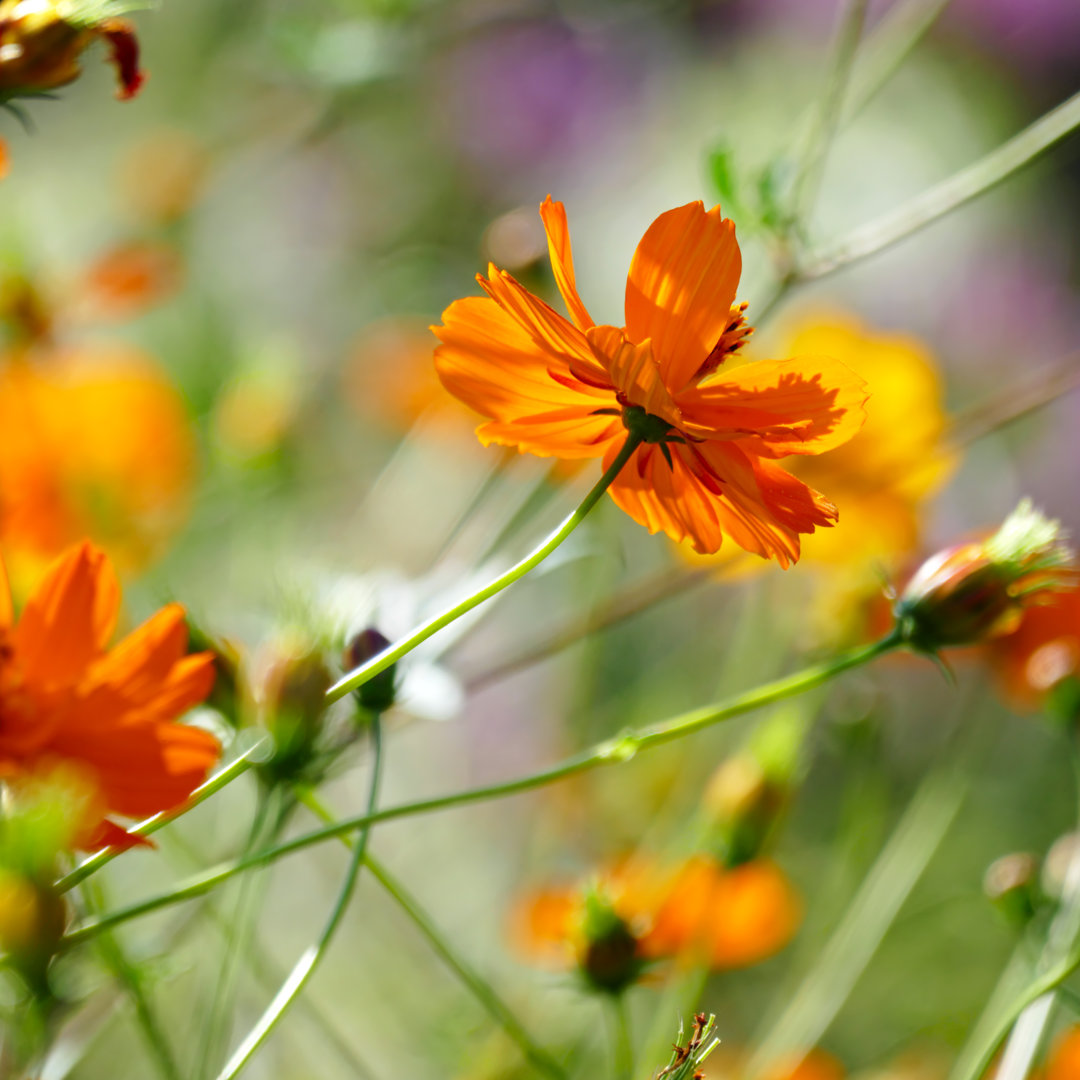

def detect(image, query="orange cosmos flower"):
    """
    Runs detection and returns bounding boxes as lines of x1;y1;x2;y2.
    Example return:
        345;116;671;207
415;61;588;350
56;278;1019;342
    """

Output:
509;854;800;991
0;344;195;586
0;541;219;849
433;198;868;564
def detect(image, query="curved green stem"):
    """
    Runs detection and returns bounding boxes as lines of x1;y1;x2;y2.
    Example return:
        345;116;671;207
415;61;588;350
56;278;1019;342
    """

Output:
296;789;567;1080
57;743;266;895
214;716;384;1080
56;631;901;951
801;88;1080;278
324;434;644;705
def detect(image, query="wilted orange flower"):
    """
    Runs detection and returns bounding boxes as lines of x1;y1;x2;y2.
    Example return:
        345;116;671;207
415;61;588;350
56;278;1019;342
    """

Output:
0;0;143;102
509;854;800;986
0;345;195;585
0;542;219;849
434;198;868;564
987;575;1080;710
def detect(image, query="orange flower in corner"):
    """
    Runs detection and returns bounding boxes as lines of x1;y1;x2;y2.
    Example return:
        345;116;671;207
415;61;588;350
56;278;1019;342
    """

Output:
434;198;868;564
0;541;219;850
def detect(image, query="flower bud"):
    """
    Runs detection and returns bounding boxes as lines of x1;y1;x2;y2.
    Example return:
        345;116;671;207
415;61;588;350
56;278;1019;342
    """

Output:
894;500;1075;653
579;890;644;995
983;852;1039;926
257;639;332;783
0;0;143;102
0;869;66;986
1042;831;1080;902
343;626;396;714
703;754;788;866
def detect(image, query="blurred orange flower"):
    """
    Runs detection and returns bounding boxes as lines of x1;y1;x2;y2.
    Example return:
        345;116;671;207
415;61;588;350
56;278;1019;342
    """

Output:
509;854;800;988
0;541;219;850
0;0;143;102
0;345;196;586
986;574;1080;710
347;319;480;436
434;198;868;564
1045;1026;1080;1080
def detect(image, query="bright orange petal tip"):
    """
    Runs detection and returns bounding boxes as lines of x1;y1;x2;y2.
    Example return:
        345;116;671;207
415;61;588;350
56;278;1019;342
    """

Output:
432;197;868;565
0;540;219;850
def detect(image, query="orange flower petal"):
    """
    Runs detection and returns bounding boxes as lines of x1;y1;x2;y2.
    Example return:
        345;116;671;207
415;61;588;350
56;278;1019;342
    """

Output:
696;442;837;567
507;885;581;968
434;295;619;458
47;719;219;819
624;202;740;394
1046;1026;1080;1080
87;603;189;700
587;325;678;421
704;859;802;968
0;547;11;629
604;442;727;556
681;357;869;455
14;542;120;685
83;818;155;852
539;196;594;333
479;265;609;386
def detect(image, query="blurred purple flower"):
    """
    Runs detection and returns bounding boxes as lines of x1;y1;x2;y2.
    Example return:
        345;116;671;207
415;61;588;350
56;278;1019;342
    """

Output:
432;19;639;180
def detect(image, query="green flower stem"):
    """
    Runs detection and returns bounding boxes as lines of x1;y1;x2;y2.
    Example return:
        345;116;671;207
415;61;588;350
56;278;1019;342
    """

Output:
80;880;183;1080
607;995;634;1080
214;716;384;1080
801;87;1080;279
840;0;953;124
955;945;1080;1080
296;788;567;1080
56;742;266;895
790;0;870;226
324;433;644;706
56;631;900;952
746;746;970;1078
196;788;290;1080
960;738;1080;1080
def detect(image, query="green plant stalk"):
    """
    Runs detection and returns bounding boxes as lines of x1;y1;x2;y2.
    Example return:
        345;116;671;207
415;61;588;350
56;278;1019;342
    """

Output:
324;434;644;705
746;754;969;1077
166;829;380;1080
608;994;634;1080
56;631;902;951
213;716;385;1080
80;880;183;1080
841;0;953;123
802;88;1080;278
957;945;1080;1080
946;942;1035;1080
297;789;567;1080
57;744;265;894
965;738;1080;1080
790;0;870;226
195;788;289;1080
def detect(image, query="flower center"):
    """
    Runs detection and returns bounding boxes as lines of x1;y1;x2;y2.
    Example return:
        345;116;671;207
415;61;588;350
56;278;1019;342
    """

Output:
620;404;674;445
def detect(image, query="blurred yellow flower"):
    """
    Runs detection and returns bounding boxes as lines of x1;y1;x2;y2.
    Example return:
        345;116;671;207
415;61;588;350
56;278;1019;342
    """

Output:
0;345;195;586
786;312;953;569
679;311;953;577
